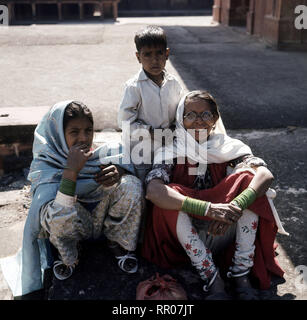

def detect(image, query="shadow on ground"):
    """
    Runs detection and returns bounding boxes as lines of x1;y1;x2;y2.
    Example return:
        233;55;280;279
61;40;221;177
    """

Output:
16;238;291;301
228;129;307;274
163;25;307;130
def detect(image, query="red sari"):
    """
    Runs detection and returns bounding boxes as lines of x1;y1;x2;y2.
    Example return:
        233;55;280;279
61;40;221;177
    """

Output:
141;162;284;290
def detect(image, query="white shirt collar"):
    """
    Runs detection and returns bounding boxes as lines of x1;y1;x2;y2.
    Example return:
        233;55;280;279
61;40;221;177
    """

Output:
137;68;148;81
137;68;172;82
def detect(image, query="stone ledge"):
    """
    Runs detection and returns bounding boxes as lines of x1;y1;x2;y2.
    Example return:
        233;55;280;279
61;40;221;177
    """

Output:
0;106;51;144
0;128;122;176
0;107;50;127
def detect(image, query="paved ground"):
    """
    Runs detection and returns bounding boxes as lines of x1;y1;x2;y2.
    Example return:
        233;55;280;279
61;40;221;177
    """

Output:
0;15;307;300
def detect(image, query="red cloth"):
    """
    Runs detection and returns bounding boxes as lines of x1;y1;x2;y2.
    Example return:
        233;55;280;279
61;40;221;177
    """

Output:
141;162;284;290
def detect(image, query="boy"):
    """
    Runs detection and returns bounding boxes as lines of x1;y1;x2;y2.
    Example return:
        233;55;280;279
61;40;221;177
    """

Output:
118;25;184;182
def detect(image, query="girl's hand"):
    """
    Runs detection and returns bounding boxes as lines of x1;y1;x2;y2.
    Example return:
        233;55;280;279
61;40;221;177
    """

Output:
95;165;123;187
67;143;92;172
64;143;93;181
207;203;242;225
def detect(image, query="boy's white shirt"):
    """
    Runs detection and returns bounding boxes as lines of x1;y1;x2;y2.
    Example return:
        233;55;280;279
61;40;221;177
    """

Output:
117;69;226;163
118;68;184;139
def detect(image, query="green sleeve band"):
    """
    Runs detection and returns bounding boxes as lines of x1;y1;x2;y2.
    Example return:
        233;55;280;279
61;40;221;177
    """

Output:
59;178;76;197
231;187;257;210
181;197;210;217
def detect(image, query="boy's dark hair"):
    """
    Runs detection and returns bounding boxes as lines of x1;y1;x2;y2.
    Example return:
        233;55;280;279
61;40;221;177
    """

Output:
134;25;167;52
63;101;93;130
185;91;220;119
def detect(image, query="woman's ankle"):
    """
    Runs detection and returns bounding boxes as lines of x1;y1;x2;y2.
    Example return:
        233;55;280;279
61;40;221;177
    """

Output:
203;270;225;293
210;272;225;293
234;274;253;288
227;268;253;288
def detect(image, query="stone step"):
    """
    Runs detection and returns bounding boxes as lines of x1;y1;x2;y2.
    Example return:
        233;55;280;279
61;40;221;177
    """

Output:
0;106;50;176
0;106;51;144
0;109;122;175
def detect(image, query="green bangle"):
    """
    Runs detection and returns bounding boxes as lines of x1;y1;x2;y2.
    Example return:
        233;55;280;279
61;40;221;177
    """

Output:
181;197;210;217
231;187;257;210
59;178;76;197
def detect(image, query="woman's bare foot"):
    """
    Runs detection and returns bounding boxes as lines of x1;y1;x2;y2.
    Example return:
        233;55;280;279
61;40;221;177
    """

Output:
204;271;232;300
233;274;259;300
209;272;226;294
233;274;253;288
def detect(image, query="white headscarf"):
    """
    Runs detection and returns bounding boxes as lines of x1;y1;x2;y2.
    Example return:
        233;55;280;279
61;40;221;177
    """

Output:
153;92;252;174
153;92;289;236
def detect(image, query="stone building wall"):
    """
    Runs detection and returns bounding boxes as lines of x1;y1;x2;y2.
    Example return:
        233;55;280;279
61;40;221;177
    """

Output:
213;0;307;50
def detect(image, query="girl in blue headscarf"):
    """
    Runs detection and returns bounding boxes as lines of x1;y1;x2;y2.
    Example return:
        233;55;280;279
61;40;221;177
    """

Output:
1;100;143;297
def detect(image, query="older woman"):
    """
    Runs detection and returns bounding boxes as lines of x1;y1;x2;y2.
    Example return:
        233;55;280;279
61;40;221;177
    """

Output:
141;91;287;300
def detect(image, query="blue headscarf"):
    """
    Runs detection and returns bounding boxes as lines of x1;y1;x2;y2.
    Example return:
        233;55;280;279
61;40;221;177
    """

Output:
1;101;135;296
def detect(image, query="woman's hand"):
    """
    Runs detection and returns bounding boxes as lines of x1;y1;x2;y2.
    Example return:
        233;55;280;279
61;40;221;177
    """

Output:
206;203;243;236
63;143;93;181
94;165;124;187
207;221;230;237
207;203;242;225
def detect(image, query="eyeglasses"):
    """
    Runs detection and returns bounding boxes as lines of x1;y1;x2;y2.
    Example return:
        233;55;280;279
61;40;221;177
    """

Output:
183;110;215;124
